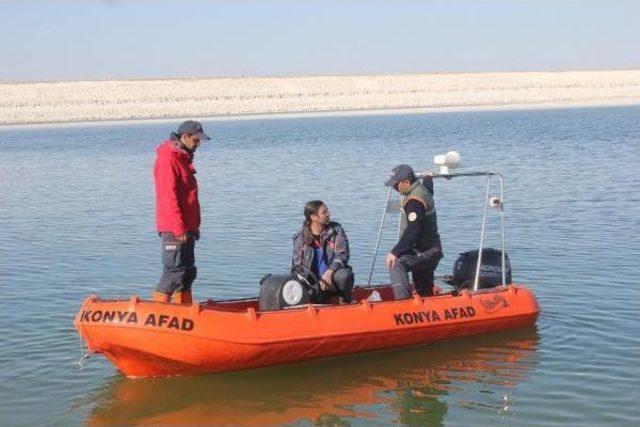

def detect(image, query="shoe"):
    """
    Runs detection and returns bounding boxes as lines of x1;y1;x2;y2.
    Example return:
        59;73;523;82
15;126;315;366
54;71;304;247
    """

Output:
172;290;193;305
152;291;170;303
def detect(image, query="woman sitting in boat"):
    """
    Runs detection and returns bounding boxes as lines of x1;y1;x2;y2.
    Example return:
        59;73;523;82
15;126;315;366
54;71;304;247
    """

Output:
292;200;354;303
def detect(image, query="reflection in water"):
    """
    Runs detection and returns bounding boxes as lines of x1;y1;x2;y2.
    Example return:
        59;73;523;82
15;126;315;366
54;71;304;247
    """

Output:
87;328;539;426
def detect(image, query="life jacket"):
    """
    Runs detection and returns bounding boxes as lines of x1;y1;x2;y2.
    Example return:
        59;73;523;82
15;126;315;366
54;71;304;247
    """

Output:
398;180;441;252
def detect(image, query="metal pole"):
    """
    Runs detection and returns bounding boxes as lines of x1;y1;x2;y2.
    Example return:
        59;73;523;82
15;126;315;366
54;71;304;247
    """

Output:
473;175;492;291
498;174;506;286
397;194;404;239
367;186;392;286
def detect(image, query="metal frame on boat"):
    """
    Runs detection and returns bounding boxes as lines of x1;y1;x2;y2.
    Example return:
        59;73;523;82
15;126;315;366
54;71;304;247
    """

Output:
369;151;507;291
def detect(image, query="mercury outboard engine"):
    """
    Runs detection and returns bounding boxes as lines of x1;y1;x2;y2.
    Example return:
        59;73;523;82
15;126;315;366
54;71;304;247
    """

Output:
448;248;511;290
259;267;320;311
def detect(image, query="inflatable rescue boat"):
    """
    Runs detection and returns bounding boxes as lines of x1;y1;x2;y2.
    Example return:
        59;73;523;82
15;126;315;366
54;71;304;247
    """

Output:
75;284;538;377
74;152;540;377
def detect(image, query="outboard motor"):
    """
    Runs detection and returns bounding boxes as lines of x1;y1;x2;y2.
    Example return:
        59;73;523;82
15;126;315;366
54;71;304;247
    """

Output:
259;273;313;311
449;248;511;290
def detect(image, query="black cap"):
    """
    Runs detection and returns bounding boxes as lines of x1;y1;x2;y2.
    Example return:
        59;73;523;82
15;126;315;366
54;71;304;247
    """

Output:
385;164;415;187
175;120;211;140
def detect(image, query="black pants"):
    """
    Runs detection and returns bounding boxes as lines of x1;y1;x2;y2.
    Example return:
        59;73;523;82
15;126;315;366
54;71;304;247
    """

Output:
156;232;197;295
389;249;442;299
317;266;354;303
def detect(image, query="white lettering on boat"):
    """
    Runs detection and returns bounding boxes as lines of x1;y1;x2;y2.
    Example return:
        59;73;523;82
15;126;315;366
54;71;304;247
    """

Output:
481;264;502;273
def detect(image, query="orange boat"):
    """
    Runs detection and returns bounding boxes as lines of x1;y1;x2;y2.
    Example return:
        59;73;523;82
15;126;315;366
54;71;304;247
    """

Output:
74;284;538;377
74;159;540;378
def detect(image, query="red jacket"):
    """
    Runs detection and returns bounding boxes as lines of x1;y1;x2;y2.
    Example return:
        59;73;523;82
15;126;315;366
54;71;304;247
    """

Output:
154;140;201;236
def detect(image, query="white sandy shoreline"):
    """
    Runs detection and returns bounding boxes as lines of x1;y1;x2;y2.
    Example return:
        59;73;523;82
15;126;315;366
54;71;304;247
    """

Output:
3;98;639;131
1;70;639;127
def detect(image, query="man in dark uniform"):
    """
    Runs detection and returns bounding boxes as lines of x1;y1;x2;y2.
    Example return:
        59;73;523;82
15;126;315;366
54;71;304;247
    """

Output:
385;164;442;299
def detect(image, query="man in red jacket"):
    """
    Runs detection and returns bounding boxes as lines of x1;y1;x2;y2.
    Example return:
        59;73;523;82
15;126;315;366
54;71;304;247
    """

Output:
153;120;210;304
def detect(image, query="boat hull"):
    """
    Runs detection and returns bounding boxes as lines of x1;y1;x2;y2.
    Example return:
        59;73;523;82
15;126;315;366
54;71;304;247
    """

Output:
74;284;539;377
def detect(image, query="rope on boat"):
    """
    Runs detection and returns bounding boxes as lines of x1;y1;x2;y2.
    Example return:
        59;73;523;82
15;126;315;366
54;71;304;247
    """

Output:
76;331;90;370
77;353;90;370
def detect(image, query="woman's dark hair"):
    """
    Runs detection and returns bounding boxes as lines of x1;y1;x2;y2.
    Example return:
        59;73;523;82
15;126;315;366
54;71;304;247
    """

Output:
302;200;325;246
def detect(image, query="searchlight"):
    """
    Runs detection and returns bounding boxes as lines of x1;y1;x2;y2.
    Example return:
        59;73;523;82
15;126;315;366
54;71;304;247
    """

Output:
433;150;461;175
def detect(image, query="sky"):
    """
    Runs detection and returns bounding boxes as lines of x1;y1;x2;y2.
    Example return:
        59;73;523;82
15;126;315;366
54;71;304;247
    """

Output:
1;0;639;82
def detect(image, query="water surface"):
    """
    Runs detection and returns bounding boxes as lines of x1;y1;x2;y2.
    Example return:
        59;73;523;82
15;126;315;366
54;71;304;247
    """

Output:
1;106;639;426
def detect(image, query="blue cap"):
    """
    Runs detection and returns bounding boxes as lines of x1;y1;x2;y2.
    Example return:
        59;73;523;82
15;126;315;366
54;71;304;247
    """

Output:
385;164;415;187
175;120;211;140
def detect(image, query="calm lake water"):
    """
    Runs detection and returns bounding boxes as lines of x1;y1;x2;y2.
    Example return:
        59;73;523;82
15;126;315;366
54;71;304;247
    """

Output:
1;106;639;426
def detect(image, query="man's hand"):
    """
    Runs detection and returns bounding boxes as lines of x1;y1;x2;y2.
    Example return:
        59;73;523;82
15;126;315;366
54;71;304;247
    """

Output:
176;233;188;244
385;253;398;269
320;269;335;291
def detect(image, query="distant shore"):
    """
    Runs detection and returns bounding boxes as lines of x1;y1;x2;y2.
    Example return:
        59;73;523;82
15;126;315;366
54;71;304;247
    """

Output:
1;70;639;126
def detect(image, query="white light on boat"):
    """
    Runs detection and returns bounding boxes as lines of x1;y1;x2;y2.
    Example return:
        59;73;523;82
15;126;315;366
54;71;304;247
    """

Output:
434;150;461;174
